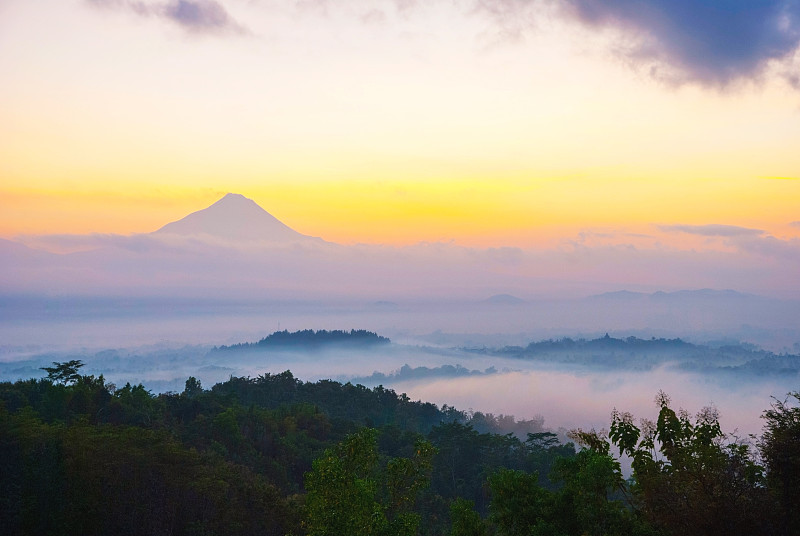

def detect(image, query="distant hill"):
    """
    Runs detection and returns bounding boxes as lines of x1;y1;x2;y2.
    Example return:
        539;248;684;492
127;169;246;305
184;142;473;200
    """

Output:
349;363;498;386
483;294;526;305
0;238;57;261
589;289;756;301
650;288;758;301
463;334;800;377
214;329;391;352
587;290;648;301
369;301;400;310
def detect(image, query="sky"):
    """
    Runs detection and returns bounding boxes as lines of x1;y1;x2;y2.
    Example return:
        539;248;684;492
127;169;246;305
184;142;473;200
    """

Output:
2;0;800;249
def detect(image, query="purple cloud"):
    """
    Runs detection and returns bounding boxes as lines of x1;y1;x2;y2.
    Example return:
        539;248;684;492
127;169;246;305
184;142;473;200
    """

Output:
561;0;800;85
657;224;765;237
87;0;246;35
733;235;800;262
164;0;242;33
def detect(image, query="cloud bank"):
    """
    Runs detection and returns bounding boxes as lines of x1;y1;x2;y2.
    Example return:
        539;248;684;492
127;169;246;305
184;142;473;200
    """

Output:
657;224;766;237
6;221;800;301
87;0;246;34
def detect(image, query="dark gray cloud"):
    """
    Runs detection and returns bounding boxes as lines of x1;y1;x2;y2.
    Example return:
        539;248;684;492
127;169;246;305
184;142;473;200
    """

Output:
562;0;800;85
657;224;765;237
87;0;246;35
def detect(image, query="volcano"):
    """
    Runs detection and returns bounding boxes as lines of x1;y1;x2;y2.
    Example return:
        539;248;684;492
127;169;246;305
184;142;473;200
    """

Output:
153;193;317;243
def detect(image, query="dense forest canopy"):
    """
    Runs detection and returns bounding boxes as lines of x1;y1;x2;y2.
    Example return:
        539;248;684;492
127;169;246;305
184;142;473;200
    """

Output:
214;329;391;352
1;361;798;535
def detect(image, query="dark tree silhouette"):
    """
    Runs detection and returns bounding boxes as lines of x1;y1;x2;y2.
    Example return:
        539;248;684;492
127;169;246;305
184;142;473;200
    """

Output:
40;360;84;385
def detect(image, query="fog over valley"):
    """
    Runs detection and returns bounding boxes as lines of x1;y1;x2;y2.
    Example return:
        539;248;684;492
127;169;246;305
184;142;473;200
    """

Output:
3;194;800;440
2;310;798;439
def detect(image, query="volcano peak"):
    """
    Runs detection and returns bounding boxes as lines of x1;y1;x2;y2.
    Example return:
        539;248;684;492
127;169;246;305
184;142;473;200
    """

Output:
154;193;314;243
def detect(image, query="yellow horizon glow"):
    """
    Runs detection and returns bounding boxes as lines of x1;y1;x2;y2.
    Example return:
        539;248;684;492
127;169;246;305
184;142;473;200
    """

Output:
3;172;799;248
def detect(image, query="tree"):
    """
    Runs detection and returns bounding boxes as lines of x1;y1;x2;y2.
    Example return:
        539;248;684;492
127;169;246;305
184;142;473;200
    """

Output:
550;448;635;536
525;431;576;489
488;469;552;536
449;498;487;536
41;360;84;386
304;428;435;536
488;446;640;536
605;391;769;536
183;376;203;398
760;392;800;535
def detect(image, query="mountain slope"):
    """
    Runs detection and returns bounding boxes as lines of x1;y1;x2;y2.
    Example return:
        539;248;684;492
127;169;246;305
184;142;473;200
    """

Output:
154;193;316;243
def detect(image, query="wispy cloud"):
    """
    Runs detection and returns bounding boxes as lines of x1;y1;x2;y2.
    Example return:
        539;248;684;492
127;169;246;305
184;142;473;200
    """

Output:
87;0;247;35
655;223;800;263
790;221;800;228
733;235;800;262
657;224;765;237
17;233;167;254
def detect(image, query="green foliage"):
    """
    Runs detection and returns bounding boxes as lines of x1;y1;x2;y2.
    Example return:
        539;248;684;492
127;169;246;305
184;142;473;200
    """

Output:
449;498;487;536
427;421;557;515
0;409;295;535
489;469;552;536
525;432;577;490
210;372;451;434
22;366;798;536
216;329;391;351
760;392;800;535
550;449;634;536
488;449;640;536
605;391;770;536
304;428;436;536
183;376;203;398
0;366;573;534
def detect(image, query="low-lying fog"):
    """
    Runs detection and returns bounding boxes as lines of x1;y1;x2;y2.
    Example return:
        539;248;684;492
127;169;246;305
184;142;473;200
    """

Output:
2;297;799;440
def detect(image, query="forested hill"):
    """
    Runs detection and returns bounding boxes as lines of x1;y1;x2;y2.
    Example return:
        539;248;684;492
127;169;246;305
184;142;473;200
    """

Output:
465;334;800;376
0;365;561;535
2;362;798;535
214;329;391;352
